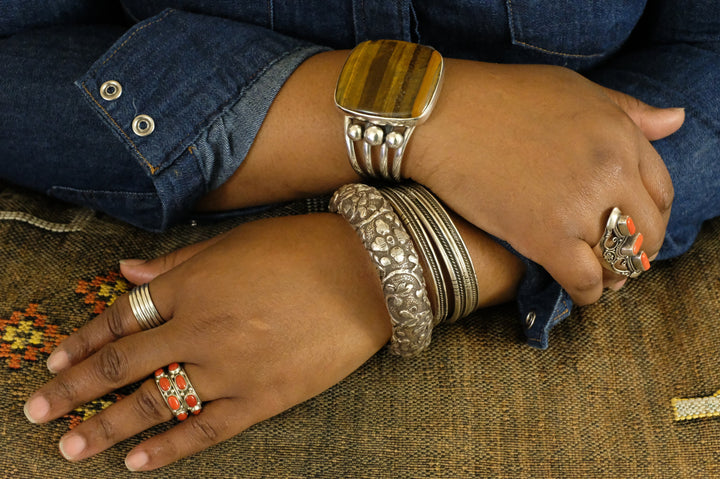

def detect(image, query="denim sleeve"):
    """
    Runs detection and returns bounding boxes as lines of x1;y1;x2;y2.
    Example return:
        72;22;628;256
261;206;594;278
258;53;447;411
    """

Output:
75;8;328;230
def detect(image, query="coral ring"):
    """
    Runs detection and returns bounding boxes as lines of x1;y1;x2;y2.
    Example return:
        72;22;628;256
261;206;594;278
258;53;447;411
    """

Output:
600;207;651;278
154;363;203;421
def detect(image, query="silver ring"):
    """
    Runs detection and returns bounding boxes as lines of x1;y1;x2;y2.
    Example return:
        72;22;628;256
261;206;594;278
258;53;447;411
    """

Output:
600;207;650;278
128;283;166;330
154;363;203;421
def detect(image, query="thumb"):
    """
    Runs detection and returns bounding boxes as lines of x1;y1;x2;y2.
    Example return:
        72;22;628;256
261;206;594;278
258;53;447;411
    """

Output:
120;232;228;284
601;87;685;141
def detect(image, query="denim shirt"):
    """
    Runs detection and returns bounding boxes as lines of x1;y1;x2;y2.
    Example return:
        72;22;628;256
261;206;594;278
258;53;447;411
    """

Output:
7;1;720;349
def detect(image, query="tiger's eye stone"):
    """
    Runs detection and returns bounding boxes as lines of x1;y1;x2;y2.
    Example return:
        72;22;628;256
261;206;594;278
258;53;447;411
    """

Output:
335;40;443;120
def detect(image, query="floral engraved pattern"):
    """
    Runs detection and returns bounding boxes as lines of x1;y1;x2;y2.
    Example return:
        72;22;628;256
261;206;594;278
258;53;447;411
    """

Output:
330;184;433;356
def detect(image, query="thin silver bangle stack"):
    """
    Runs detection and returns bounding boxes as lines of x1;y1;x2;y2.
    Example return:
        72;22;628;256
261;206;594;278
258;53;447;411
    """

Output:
329;182;479;356
380;183;478;324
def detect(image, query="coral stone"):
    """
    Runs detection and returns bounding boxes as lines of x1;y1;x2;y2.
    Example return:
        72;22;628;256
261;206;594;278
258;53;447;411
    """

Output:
168;395;181;410
626;216;636;236
185;394;198;408
175;375;187;390
158;377;171;392
176;412;188;421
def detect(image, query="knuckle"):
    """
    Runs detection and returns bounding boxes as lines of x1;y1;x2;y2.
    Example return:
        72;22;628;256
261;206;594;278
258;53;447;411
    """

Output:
95;414;115;442
55;376;80;403
133;386;169;422
96;343;129;385
189;415;222;445
573;268;603;295
105;304;128;339
658;182;675;212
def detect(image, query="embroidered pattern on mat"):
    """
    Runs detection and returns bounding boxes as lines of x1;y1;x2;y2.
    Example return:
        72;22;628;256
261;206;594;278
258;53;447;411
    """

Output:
672;390;720;421
64;393;127;430
0;303;68;369
76;271;131;315
0;209;93;232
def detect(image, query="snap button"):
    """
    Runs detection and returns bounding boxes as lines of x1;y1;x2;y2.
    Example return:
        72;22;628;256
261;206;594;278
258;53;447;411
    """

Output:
132;115;155;137
100;80;122;101
525;311;536;329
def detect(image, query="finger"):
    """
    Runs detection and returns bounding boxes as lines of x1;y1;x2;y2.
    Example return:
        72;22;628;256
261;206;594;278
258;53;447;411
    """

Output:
120;233;228;284
637;142;674;218
25;328;174;424
542;239;604;306
123;398;247;471
57;379;173;462
617;186;668;260
57;363;218;462
601;87;684;141
46;284;171;373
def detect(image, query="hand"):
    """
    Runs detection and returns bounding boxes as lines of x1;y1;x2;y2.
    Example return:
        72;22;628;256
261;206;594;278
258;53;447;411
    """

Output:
406;62;685;304
23;214;392;470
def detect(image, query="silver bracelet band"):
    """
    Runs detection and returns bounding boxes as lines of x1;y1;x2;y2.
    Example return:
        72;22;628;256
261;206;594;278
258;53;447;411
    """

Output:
329;183;434;357
379;186;447;325
398;184;479;321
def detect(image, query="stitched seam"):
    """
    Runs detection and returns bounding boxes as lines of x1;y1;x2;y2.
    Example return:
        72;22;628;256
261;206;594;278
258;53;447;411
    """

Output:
550;300;570;323
512;40;605;59
92;9;174;75
81;82;156;174
507;0;603;59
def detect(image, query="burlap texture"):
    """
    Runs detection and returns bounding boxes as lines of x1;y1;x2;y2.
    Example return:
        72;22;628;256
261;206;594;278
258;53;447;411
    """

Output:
1;183;719;478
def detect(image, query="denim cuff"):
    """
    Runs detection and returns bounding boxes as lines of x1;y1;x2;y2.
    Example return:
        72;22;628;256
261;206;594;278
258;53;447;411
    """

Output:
515;259;573;349
75;8;327;230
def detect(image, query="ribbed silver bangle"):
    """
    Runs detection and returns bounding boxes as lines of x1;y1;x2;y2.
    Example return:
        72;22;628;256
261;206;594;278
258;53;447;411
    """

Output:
401;183;480;321
329;183;434;357
379;186;447;325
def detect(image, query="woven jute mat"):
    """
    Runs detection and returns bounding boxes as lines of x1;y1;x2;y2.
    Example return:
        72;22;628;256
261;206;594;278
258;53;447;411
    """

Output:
1;183;719;479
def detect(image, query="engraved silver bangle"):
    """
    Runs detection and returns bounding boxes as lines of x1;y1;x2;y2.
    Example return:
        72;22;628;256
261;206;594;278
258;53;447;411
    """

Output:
329;183;434;357
399;184;479;320
379;186;447;325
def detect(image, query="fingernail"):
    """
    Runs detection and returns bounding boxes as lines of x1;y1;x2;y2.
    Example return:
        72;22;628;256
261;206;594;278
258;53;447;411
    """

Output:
119;259;147;266
125;450;149;471
47;349;69;373
59;434;87;460
24;395;50;423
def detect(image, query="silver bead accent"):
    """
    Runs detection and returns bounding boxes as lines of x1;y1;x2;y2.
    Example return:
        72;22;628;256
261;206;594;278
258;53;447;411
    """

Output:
347;123;363;141
386;131;404;149
364;125;384;146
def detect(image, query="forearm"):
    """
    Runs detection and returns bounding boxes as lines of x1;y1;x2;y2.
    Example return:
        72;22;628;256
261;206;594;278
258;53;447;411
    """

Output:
195;49;355;211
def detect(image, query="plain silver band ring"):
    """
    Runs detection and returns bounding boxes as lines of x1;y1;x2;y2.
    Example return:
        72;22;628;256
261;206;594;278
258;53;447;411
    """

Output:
128;283;166;330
